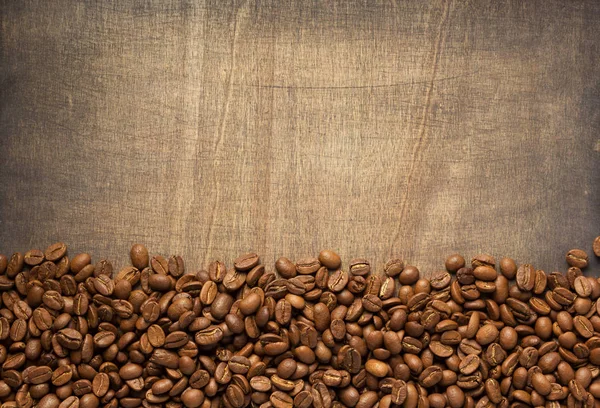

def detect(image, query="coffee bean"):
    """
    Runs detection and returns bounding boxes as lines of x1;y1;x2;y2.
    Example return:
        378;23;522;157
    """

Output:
362;294;382;312
233;252;259;271
573;315;594;338
181;388;205;408
165;331;188;348
573;275;592;297
531;372;552;396
69;253;91;274
58;396;79;408
51;365;73;387
318;250;341;270
167;255;185;277
445;254;465;273
93;331;115;348
365;359;388;377
22;365;52;384
275;257;296;278
591;235;600;257
456;267;475;285
91;372;109;397
569;379;587;401
459;354;480;375
295;257;320;275
418;365;443;387
294;390;313;408
44;243;67;262
428;271;452;290
56;328;83;350
195;326;224;346
354;390;378;408
92;275;114;297
7;252;24;278
24;249;44;266
36;394;61;408
553;287;576;305
566;249;589;268
399;265;420;285
249;375;271;392
42;290;64;310
3;244;600;407
211;293;234;320
0;254;7;275
239;292;261;315
151;378;173;395
119;363;142;380
516;264;536;291
474;265;497;281
476;323;499;345
271;391;293;408
328;269;349;292
148;273;171;292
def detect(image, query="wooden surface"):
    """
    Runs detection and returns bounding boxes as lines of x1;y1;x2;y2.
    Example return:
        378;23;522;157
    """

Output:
1;1;599;275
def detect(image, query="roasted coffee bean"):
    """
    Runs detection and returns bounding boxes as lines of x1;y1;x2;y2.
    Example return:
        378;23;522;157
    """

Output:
22;366;52;384
476;323;498;345
294;390;313;408
573;315;594;338
42;291;64;310
1;244;598;407
233;252;259;271
429;341;453;357
569;379;587;401
459;354;480;374
271;391;293;408
430;270;451;289
365;359;388;377
419;366;443;387
328;269;349;292
532;372;552;396
180;388;205;408
195;326;224;346
128;244;149;270
399;265;420;285
592;236;600;257
516;264;536;291
51;365;73;386
573;276;592;297
347;258;369;276
445;254;465;272
318;250;341;270
295;257;320;275
228;355;251;374
250;375;272;392
44;243;67;262
24;249;44;266
91;372;109;397
239;292;261;315
566;249;588;269
7;252;24;278
275;257;296;279
56;328;83;350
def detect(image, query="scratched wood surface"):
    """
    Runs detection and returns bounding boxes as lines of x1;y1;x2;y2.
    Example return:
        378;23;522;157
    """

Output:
1;1;599;275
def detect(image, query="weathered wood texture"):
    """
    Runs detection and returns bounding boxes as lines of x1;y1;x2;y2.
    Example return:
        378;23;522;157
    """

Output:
1;1;599;275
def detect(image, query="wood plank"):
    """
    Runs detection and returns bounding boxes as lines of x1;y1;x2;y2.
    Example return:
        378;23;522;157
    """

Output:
1;0;598;275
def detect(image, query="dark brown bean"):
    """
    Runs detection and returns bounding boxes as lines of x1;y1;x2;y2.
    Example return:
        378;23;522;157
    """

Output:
318;250;341;269
566;249;588;268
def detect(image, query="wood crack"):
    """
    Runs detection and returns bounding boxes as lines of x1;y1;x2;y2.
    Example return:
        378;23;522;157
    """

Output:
389;0;452;256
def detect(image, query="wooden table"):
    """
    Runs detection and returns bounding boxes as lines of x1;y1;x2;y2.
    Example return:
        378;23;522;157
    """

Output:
1;1;598;275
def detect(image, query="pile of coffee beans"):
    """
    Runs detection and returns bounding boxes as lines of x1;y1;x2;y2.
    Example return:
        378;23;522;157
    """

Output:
0;239;598;408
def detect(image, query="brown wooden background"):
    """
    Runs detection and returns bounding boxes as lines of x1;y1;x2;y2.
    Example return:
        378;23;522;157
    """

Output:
1;1;599;275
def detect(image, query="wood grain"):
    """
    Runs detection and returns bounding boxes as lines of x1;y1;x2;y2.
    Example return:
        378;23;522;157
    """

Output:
1;0;599;275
